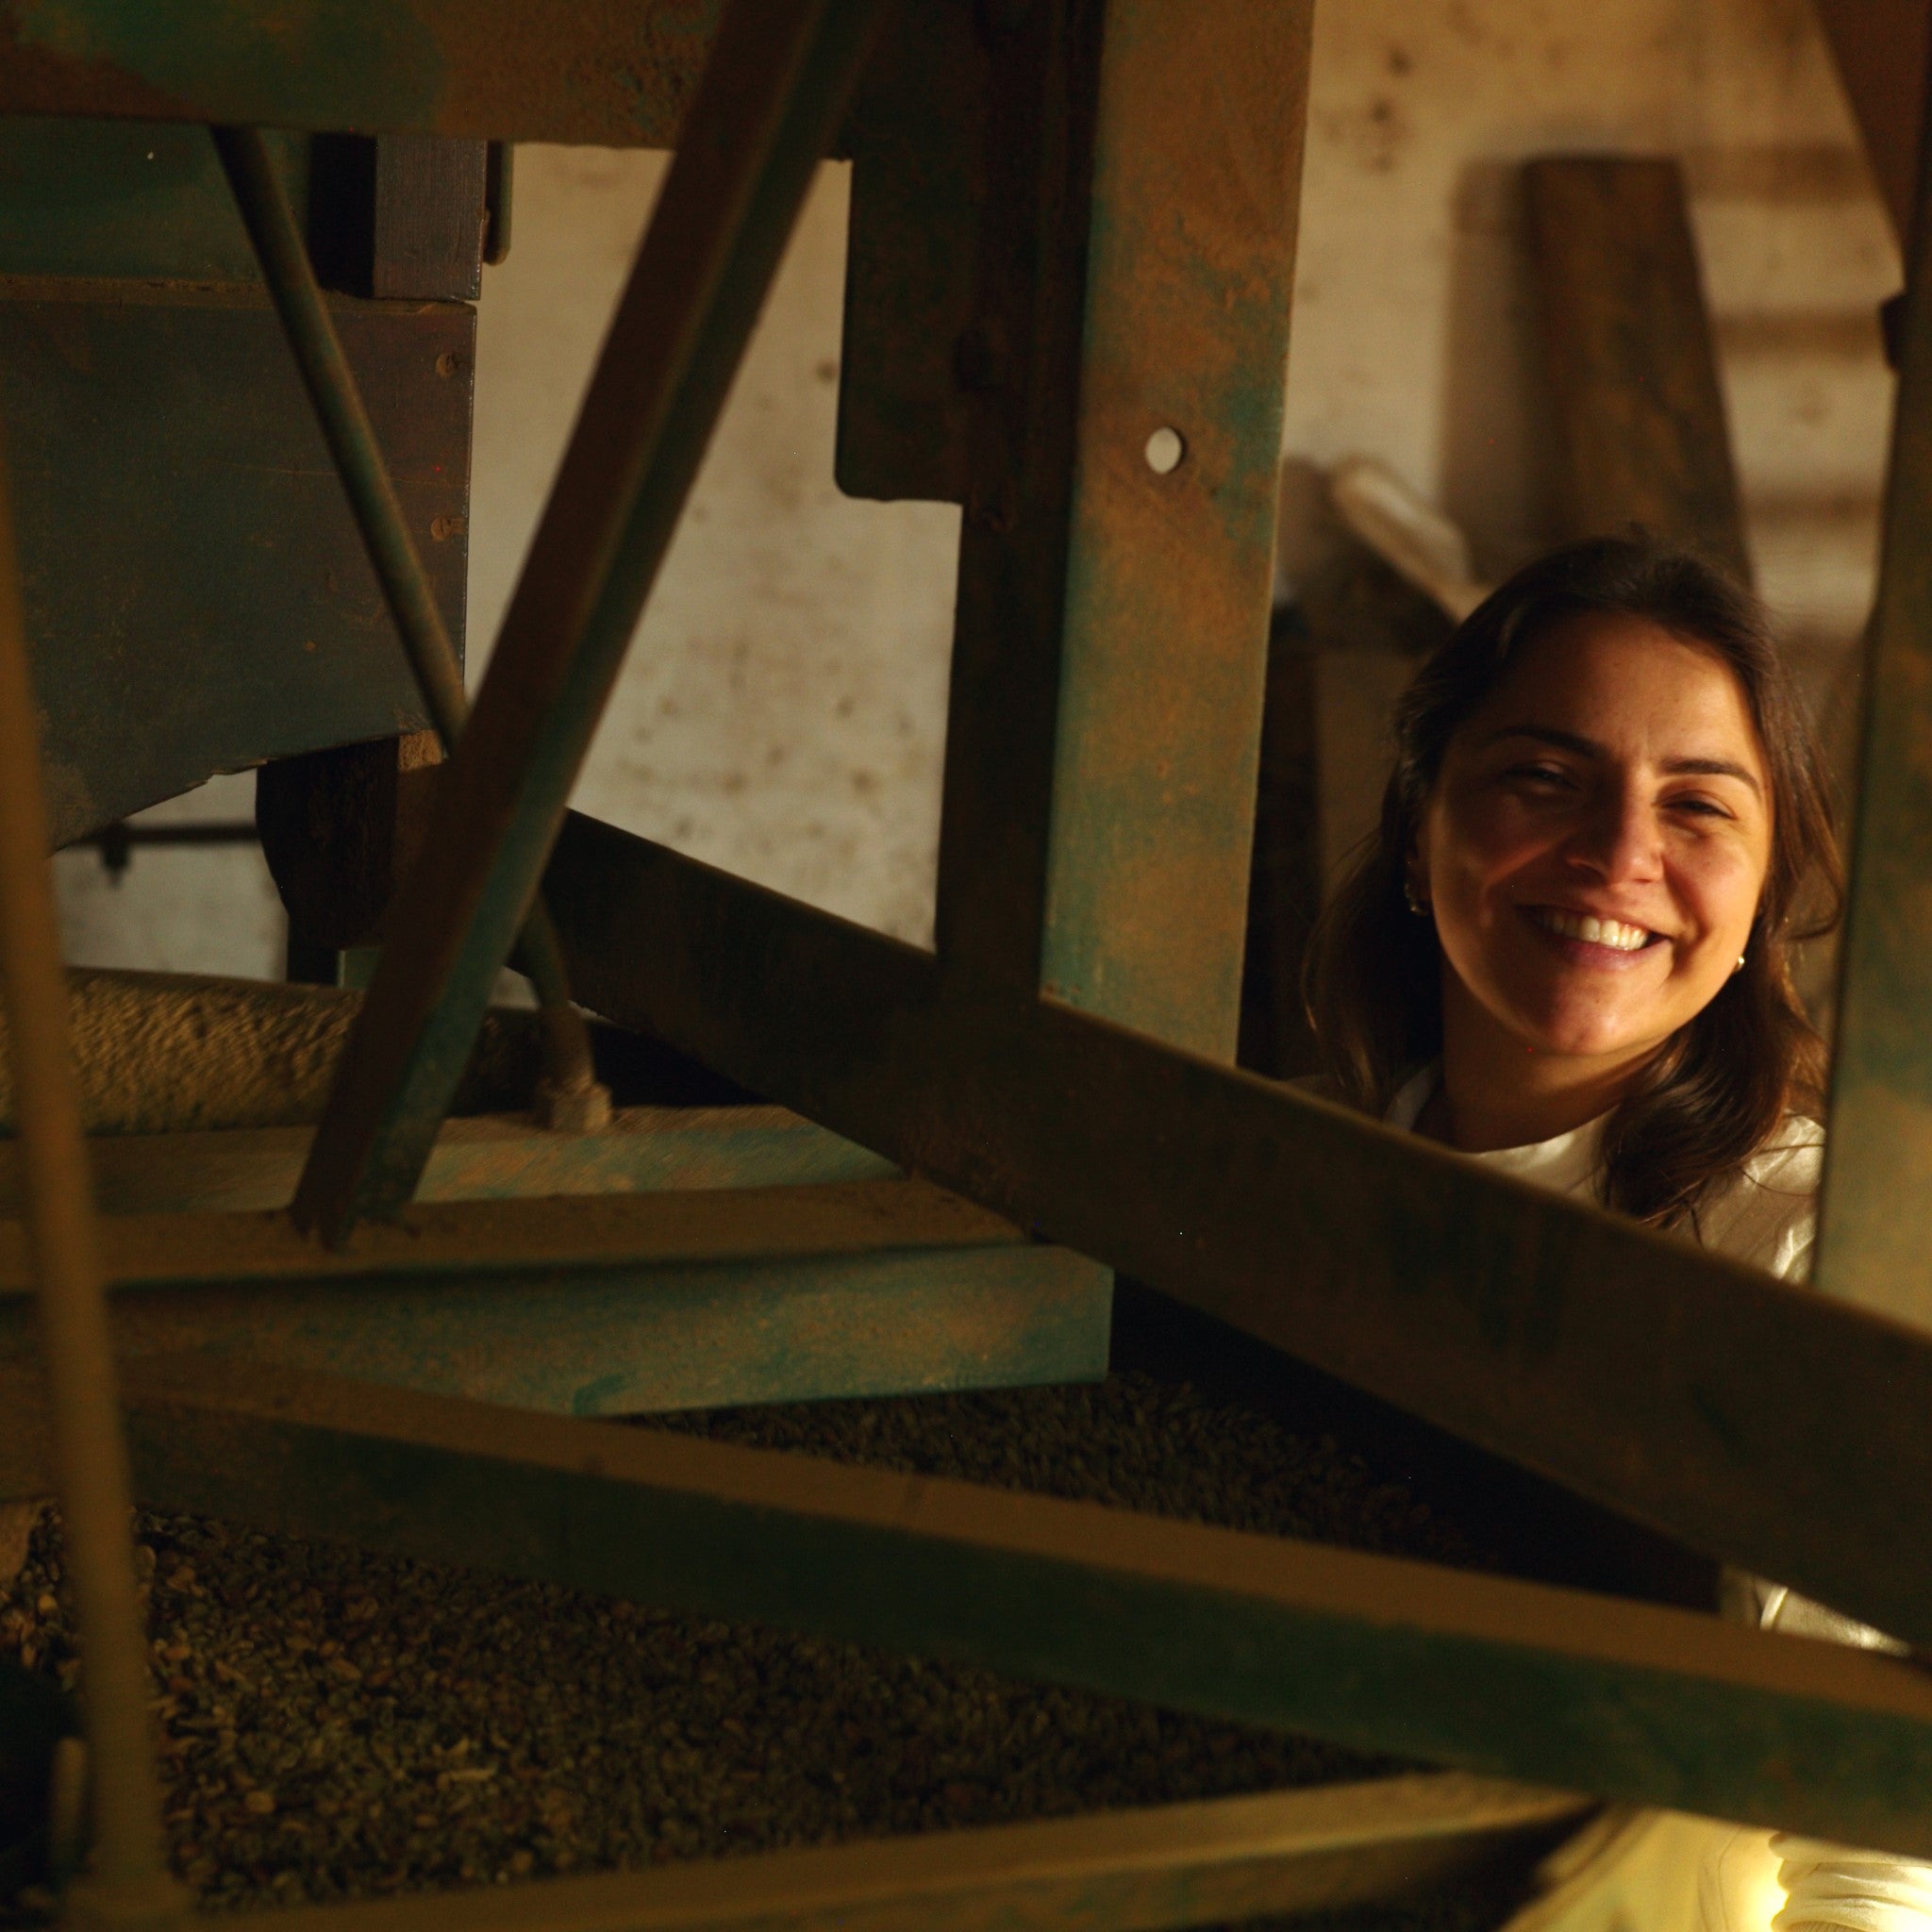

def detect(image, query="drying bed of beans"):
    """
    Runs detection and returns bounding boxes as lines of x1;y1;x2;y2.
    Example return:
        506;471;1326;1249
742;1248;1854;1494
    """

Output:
0;1374;1532;1928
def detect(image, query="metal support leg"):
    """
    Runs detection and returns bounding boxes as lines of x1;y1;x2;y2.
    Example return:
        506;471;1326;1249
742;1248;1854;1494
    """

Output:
0;430;182;1924
209;125;608;1136
291;0;891;1245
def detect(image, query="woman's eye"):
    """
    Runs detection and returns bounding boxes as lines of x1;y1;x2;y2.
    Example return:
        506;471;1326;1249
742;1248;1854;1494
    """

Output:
1666;793;1732;820
1507;763;1573;788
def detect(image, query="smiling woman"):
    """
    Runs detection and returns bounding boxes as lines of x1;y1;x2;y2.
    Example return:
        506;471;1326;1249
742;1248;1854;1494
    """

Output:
1306;534;1840;1239
1301;535;1931;1932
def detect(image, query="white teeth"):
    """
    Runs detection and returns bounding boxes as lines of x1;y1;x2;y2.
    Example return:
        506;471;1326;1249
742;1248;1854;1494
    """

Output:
1533;908;1652;952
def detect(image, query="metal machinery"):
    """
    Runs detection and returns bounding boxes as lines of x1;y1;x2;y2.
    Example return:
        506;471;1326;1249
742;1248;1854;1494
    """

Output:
3;1;1932;1927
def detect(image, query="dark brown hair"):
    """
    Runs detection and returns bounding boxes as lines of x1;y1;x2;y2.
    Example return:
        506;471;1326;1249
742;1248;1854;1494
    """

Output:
1304;534;1842;1229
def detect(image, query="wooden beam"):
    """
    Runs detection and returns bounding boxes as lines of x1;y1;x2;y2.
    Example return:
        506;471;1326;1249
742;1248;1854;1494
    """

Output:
547;810;1932;1647
257;1774;1587;1932
1813;0;1931;239
100;1355;1932;1857
1524;157;1751;580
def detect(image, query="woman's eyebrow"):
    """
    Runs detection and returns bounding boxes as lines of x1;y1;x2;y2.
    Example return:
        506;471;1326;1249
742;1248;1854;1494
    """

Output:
1481;724;1599;756
1662;755;1762;794
1482;725;1762;794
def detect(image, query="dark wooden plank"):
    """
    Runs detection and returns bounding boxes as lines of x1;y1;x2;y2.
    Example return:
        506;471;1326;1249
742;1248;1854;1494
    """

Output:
1818;59;1932;1324
0;1;720;147
834;0;988;506
546;810;1932;1644
925;0;1106;996
252;1774;1588;1932
0;279;468;844
1524;157;1750;579
373;136;488;301
258;731;446;955
1814;0;1930;239
100;1356;1932;1855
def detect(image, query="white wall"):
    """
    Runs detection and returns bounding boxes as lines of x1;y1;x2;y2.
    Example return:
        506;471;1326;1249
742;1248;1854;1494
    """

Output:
467;152;961;948
1285;0;1896;647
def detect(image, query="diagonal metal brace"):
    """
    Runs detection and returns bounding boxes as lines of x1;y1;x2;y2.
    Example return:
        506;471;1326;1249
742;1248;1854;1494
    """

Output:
209;125;608;1135
290;0;892;1246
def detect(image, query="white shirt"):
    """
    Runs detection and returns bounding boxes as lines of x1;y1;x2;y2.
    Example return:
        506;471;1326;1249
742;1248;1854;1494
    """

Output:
1384;1064;1825;1281
1379;1067;1925;1932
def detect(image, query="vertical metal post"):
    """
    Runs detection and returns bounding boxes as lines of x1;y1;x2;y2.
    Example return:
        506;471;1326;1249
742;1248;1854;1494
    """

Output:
1816;41;1932;1325
291;0;890;1246
0;433;181;1924
935;0;1311;1059
210;125;607;1129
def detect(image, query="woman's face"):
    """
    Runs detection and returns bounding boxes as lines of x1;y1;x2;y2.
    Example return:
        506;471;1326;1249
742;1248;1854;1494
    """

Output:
1414;609;1774;1074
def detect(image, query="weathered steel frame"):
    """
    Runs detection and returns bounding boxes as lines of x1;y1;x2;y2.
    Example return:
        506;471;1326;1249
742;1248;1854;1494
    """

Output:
3;0;1932;1926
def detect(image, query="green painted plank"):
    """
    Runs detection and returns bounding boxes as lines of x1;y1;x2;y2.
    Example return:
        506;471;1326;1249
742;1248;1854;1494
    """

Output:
0;1180;1025;1291
0;1107;895;1217
0;118;300;281
1040;0;1309;1055
105;1356;1932;1857
1817;100;1932;1325
0;1181;1108;1423
0;1245;1107;1428
545;810;1932;1646
238;1774;1588;1932
0;280;460;842
0;1;718;147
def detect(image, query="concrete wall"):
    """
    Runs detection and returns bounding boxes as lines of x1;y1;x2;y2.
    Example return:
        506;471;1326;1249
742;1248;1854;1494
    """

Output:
58;0;1899;978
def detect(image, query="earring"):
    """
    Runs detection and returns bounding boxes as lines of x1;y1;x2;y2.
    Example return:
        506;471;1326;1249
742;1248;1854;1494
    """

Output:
1735;953;1747;973
1404;880;1431;918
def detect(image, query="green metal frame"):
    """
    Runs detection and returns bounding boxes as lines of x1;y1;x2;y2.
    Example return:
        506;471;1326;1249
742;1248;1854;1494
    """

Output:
4;0;1931;1925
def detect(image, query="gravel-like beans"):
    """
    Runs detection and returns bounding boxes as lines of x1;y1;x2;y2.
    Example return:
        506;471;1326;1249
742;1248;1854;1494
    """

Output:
0;1374;1523;1927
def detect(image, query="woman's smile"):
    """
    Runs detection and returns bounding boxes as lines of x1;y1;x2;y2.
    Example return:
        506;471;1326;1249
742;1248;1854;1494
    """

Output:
1520;904;1663;964
1416;608;1772;1078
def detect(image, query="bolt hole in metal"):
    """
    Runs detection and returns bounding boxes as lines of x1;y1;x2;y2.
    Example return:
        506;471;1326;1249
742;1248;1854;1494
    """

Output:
1143;425;1185;475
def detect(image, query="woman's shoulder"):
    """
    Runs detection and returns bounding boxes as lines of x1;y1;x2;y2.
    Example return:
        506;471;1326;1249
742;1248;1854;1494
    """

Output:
1693;1113;1824;1283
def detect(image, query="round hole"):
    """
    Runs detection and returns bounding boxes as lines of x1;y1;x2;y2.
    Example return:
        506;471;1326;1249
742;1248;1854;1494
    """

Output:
1143;425;1185;475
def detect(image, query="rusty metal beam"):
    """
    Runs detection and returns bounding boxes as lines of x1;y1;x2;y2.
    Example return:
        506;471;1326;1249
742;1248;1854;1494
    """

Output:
94;1354;1932;1857
249;1774;1587;1932
546;810;1932;1647
291;0;890;1245
0;1;719;147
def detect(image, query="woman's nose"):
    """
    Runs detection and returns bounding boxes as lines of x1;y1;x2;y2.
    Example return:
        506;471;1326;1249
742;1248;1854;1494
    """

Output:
1565;792;1664;883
